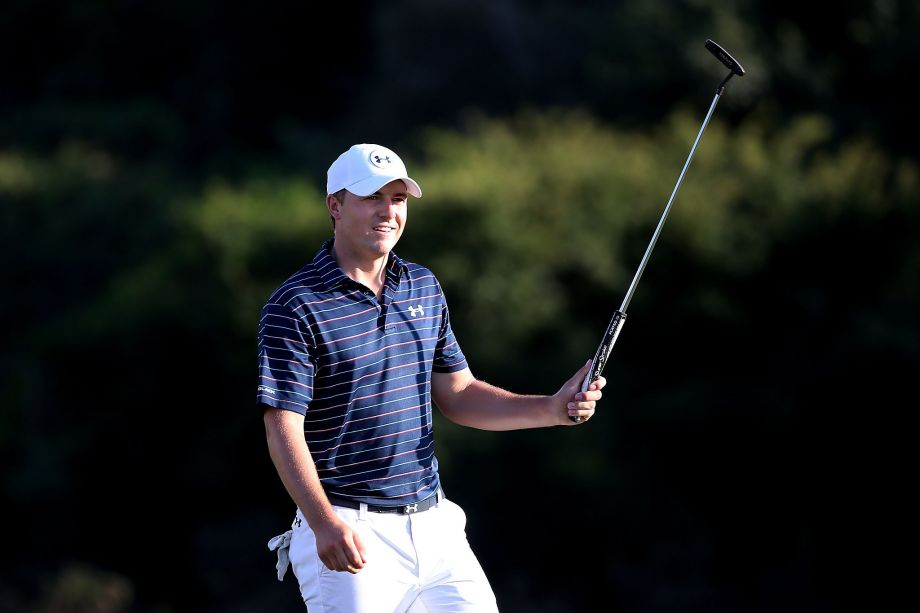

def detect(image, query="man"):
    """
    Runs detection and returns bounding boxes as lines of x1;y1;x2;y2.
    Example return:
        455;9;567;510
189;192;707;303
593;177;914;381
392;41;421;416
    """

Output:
259;143;605;612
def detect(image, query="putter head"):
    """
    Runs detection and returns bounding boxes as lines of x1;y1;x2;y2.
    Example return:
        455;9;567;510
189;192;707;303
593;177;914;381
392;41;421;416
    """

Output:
705;39;745;76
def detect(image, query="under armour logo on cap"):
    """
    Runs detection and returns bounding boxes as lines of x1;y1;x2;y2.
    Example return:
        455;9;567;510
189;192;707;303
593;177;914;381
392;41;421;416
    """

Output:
369;151;393;168
326;143;423;198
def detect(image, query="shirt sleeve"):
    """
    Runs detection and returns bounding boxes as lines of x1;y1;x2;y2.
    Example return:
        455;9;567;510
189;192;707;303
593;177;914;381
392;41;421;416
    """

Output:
432;281;468;373
257;302;315;414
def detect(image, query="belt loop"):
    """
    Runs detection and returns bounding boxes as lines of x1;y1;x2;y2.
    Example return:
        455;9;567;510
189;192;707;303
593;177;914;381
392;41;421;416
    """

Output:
359;502;368;521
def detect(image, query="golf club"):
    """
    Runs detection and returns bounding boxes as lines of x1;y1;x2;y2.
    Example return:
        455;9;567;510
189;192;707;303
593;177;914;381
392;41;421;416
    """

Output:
572;39;745;423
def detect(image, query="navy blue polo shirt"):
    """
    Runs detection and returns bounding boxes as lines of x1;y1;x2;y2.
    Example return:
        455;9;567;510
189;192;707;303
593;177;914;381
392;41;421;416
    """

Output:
257;239;467;507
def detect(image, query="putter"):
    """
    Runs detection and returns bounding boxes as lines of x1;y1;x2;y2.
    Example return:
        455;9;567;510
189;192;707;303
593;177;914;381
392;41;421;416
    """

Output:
572;39;745;422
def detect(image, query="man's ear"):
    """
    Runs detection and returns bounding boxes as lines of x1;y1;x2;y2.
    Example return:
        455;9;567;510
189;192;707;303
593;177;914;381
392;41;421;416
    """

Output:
326;194;343;221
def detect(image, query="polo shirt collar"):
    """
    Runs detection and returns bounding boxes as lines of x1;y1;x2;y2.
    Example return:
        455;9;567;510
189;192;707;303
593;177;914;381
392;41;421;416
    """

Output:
314;238;408;291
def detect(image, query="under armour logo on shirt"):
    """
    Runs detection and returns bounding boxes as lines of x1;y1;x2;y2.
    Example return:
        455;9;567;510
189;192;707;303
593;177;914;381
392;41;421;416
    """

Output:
408;305;424;317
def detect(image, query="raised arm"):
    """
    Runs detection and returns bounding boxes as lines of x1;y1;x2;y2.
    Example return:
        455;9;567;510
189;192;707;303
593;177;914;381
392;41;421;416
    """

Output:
430;362;605;431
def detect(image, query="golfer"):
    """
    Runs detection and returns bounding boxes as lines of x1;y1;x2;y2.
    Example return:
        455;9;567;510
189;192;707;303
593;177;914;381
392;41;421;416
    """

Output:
259;143;605;612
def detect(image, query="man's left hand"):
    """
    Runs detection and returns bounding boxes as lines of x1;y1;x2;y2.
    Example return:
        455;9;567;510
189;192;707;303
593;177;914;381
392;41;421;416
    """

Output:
554;360;606;425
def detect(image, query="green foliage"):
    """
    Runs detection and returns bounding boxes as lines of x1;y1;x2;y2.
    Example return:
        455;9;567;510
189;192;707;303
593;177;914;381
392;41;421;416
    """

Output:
3;1;918;609
33;564;133;613
181;176;331;334
3;106;917;613
398;109;916;385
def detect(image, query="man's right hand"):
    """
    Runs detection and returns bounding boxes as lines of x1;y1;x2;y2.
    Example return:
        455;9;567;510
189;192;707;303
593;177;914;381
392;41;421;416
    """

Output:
314;515;367;573
263;407;368;574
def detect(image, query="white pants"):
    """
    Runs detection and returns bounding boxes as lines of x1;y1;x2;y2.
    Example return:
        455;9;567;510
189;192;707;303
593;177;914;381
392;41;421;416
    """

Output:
288;497;498;612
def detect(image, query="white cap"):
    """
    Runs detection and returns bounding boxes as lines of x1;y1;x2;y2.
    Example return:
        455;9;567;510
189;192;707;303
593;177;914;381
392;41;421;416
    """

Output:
326;143;422;198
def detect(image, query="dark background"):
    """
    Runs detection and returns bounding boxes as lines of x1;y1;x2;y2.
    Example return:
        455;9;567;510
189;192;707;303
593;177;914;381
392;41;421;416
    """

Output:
2;1;916;611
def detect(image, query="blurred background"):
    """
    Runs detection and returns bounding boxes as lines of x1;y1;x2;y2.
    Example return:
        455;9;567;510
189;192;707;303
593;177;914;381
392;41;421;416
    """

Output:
2;0;916;611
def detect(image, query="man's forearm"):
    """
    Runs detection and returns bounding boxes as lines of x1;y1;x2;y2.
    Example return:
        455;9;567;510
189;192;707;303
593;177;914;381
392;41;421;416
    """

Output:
437;378;560;431
263;408;337;529
263;407;368;574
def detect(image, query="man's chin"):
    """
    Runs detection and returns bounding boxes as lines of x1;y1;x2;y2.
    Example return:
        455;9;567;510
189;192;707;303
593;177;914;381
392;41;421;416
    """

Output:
371;234;400;253
366;242;394;258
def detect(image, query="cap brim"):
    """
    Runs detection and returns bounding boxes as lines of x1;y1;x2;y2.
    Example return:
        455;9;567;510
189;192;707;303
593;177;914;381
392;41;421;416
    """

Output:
346;176;422;198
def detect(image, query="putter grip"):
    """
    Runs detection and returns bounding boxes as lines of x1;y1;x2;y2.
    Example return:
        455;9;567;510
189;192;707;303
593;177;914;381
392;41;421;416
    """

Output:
570;310;627;422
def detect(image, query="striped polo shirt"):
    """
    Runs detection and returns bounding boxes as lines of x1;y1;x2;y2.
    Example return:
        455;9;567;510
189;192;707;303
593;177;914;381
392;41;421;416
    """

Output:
257;238;467;506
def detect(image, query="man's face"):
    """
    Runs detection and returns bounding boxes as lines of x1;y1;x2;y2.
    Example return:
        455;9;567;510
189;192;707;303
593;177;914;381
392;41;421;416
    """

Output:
330;180;409;260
